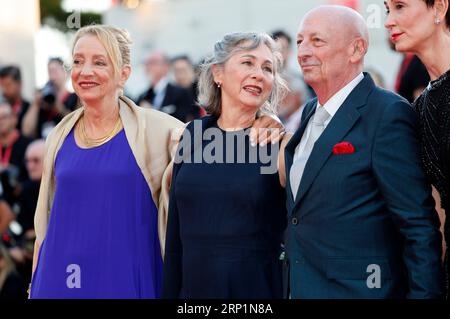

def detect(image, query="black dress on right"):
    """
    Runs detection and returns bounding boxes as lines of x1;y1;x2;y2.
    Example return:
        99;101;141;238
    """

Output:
413;69;450;299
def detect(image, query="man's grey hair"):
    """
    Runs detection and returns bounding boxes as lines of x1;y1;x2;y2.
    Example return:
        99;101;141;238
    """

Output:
198;32;288;117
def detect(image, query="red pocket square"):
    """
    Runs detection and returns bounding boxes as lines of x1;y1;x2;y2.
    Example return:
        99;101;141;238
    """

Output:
333;142;355;155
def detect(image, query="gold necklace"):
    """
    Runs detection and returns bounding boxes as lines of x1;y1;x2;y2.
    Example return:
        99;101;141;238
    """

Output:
78;115;122;148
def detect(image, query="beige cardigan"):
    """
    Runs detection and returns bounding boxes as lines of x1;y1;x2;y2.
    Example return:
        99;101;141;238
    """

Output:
34;96;184;257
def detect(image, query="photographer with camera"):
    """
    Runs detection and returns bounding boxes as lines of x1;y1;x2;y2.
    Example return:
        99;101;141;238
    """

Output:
22;57;78;139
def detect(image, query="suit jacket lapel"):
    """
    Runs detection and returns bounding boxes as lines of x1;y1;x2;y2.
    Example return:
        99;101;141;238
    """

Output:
292;74;376;211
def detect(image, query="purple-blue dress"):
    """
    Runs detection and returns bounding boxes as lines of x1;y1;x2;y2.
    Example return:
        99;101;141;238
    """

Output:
30;128;163;299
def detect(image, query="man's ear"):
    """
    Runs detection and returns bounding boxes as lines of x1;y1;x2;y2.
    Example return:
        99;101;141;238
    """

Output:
211;64;223;85
349;38;367;64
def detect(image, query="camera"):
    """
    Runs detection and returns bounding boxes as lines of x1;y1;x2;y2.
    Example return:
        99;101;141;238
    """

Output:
41;81;57;105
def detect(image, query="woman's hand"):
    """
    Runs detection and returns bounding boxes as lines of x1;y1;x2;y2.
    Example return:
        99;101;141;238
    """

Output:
250;114;285;146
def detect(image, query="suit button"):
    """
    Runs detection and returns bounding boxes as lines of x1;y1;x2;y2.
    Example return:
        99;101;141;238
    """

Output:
292;217;298;225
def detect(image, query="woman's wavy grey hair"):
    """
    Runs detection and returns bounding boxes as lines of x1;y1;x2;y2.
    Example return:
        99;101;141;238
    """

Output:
198;32;288;117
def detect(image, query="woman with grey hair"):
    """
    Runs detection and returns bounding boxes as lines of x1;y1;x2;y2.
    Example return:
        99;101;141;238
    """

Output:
162;32;291;298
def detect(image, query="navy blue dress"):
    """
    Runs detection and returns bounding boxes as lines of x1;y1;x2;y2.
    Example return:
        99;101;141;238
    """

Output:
162;116;287;299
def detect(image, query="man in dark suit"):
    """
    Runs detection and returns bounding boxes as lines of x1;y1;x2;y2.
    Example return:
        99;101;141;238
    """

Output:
137;51;198;122
284;5;443;298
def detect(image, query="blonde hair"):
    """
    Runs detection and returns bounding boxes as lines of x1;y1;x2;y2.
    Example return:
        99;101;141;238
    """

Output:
71;24;132;79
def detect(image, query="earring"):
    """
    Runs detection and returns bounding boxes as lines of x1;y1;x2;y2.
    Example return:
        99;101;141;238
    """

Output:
435;17;441;25
217;82;221;88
